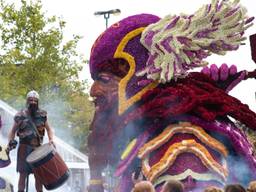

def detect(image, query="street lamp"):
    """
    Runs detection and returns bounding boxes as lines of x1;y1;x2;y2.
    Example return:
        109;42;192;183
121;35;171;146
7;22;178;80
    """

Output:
94;9;121;29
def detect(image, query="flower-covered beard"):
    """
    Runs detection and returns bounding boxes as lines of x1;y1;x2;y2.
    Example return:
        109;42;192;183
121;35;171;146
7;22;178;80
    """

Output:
90;95;119;135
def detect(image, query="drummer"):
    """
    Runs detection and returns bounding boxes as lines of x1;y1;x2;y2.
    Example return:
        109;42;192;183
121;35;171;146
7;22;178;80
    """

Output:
7;90;55;192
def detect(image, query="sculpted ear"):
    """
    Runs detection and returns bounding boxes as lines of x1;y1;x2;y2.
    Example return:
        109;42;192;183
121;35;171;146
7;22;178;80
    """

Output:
250;33;256;63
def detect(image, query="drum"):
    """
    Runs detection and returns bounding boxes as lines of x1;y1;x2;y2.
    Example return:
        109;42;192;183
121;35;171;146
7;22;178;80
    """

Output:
26;143;69;190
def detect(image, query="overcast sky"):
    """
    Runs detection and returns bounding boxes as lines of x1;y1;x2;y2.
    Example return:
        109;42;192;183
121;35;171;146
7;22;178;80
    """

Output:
14;0;256;111
39;0;256;58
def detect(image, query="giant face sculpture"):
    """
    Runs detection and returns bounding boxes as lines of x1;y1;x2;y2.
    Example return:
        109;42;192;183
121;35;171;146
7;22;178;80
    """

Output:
88;1;256;192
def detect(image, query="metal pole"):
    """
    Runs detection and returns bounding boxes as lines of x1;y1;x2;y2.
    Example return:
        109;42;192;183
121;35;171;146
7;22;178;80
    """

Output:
104;13;110;29
94;9;121;29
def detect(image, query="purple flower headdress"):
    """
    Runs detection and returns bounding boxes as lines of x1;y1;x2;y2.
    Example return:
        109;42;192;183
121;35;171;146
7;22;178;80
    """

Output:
138;0;254;83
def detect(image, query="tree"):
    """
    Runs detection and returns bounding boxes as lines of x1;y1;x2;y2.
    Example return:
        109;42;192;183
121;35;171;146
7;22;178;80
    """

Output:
0;0;83;101
66;91;95;152
0;0;94;150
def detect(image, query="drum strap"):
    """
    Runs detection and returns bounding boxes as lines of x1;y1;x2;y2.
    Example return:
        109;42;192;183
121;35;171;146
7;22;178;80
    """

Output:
27;115;42;144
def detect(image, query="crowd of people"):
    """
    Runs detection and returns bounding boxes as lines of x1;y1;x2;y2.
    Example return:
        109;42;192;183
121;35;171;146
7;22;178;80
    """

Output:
131;180;256;192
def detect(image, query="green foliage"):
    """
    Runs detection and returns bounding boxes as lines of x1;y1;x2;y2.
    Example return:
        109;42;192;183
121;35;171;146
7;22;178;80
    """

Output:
0;0;83;99
0;0;94;151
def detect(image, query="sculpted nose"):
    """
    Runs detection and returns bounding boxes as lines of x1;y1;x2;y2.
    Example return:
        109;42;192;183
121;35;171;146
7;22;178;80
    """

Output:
90;82;96;97
90;81;101;97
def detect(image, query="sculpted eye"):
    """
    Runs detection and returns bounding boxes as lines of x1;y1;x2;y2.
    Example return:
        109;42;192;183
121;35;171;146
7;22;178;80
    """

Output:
98;75;111;83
